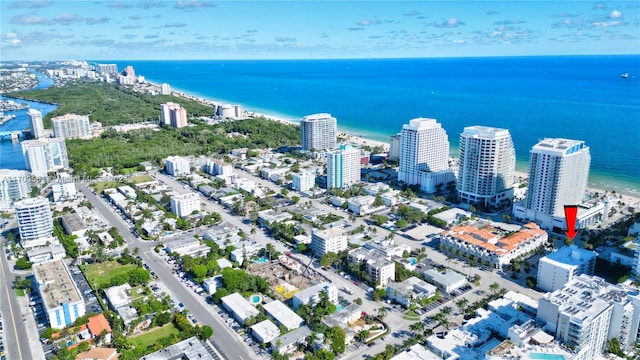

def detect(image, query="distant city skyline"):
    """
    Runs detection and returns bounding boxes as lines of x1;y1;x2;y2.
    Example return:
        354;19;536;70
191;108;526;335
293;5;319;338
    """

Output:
1;1;638;61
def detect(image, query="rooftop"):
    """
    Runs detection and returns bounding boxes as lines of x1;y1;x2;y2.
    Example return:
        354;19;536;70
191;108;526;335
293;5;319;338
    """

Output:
543;245;596;266
263;300;304;330
104;284;132;308
422;269;466;287
250;320;280;342
323;303;361;328
533;138;587;155
87;313;112;336
33;259;82;310
221;292;260;320
140;336;214;360
271;325;312;349
442;222;546;254
390;344;439;360
61;213;87;233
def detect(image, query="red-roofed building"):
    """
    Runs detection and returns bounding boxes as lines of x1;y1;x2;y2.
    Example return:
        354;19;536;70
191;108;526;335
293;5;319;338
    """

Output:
440;222;547;269
87;313;112;343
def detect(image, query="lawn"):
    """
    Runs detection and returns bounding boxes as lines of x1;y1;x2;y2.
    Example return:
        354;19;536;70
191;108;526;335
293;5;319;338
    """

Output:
130;174;154;184
15;288;25;296
131;323;180;349
90;181;121;195
81;261;138;289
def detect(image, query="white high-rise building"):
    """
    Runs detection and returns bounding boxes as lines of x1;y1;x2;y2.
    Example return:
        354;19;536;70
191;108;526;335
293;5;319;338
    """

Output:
28;109;46;139
164;156;190;176
160;83;171;95
513;139;593;232
537;245;597;293
292;171;316;192
525;139;590;217
170;193;201;218
96;63;118;75
537;274;640;358
397;118;455;193
0;169;31;209
311;227;347;256
21;138;69;177
457;126;515;206
14;197;54;248
326;145;360;189
51;114;91;139
300;113;337;151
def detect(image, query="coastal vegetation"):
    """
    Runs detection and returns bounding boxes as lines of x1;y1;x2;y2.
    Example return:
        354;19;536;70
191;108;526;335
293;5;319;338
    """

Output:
9;81;213;126
66;117;299;175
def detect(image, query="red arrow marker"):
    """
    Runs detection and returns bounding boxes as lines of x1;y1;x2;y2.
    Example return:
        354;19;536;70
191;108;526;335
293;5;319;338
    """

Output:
564;205;578;240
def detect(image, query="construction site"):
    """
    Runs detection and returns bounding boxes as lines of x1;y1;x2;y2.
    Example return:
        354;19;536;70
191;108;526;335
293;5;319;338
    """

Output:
248;254;327;301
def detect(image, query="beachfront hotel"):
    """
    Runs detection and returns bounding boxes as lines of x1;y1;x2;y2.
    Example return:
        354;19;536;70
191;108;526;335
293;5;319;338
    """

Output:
513;138;594;232
14;196;55;249
326;144;361;189
300;113;337;151
28;108;46;139
160;102;188;128
439;221;547;270
21;137;69;177
51;113;91;139
397;118;455;193
457;126;516;206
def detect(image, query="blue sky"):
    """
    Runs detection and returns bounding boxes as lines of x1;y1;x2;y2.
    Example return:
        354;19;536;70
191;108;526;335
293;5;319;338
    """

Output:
1;1;639;60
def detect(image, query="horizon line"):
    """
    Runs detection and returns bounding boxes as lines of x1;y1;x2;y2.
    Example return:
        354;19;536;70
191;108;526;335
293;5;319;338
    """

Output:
5;53;640;63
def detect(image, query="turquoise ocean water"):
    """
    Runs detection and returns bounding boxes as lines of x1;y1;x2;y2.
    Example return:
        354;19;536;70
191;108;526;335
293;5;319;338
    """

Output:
1;56;639;195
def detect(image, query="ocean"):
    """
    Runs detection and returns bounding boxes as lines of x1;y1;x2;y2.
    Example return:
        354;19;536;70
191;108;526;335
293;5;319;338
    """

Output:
1;56;639;195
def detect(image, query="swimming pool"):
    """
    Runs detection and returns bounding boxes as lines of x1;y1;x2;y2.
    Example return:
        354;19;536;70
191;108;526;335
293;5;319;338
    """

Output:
336;304;344;312
408;257;417;266
529;353;566;360
252;257;268;264
250;295;262;304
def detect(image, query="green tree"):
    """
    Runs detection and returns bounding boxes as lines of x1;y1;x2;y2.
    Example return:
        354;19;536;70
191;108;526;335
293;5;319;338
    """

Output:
15;257;33;270
489;282;501;295
377;306;387;320
327;326;346;354
198;325;214;340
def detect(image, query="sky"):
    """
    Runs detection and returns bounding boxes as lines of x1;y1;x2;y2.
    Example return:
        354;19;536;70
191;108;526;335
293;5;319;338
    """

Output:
1;1;639;60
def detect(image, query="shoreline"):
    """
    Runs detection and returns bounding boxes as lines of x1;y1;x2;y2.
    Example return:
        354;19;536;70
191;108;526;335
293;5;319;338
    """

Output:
135;78;637;198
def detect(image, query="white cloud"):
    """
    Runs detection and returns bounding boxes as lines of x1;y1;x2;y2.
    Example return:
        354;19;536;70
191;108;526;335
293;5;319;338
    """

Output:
609;10;622;19
430;18;466;28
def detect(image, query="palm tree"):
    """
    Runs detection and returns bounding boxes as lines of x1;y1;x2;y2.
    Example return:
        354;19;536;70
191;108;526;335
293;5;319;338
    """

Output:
489;282;501;295
437;316;450;330
440;306;452;316
455;298;469;314
265;243;276;261
377;306;388;320
409;321;424;333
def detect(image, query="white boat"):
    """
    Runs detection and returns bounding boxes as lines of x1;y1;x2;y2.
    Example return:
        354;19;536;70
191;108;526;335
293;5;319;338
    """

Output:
621;73;629;78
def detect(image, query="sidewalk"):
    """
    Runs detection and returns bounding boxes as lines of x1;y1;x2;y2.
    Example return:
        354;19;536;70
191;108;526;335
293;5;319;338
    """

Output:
16;294;45;360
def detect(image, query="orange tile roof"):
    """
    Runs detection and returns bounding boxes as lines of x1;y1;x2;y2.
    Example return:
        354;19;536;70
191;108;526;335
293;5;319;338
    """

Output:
446;222;544;254
87;313;112;336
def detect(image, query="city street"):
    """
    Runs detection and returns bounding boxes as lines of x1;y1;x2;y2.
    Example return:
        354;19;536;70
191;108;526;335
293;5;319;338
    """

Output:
78;184;253;360
0;223;32;360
